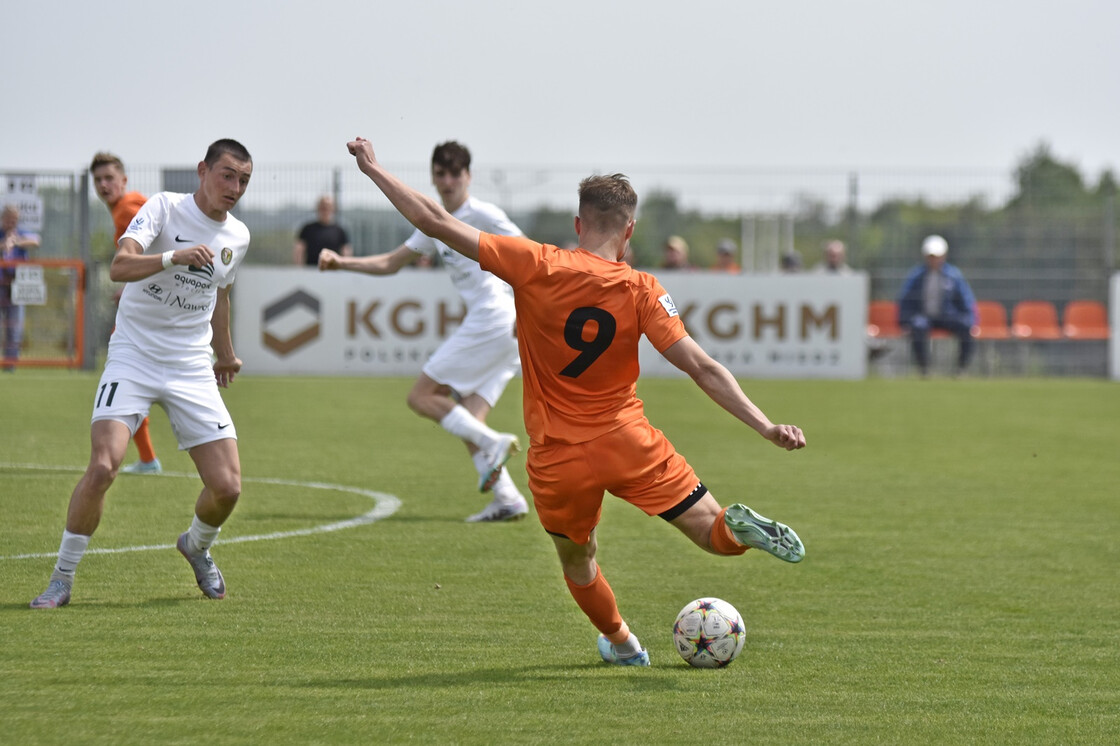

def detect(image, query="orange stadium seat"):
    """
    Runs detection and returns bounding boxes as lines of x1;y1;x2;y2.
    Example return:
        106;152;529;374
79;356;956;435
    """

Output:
867;300;902;338
1011;301;1062;340
972;301;1010;339
1062;300;1109;340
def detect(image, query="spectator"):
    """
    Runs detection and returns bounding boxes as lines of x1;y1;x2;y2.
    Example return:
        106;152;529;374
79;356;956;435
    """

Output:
813;239;852;274
0;204;40;371
294;195;352;266
660;235;692;270
897;235;977;376
779;250;802;273
712;238;740;273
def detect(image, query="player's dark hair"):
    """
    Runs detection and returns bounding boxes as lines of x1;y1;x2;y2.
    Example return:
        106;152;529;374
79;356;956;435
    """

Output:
578;173;637;232
431;141;471;175
90;152;125;173
204;139;252;166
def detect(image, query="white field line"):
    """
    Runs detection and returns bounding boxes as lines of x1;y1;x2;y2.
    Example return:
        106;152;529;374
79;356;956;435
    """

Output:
0;462;401;560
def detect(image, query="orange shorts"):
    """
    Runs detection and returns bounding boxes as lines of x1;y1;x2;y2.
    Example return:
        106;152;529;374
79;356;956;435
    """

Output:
527;417;700;545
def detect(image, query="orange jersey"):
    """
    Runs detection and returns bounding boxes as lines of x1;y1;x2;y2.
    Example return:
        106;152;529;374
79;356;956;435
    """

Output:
112;191;148;244
478;234;687;445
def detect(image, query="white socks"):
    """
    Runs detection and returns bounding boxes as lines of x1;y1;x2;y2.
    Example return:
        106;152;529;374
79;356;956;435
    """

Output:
184;516;221;554
53;530;90;579
614;633;643;658
439;405;503;452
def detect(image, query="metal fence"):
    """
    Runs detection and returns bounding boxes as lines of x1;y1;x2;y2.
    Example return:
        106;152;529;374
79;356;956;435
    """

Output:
4;162;1115;375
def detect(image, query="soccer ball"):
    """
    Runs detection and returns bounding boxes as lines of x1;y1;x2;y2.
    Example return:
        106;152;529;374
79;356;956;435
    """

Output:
672;597;746;668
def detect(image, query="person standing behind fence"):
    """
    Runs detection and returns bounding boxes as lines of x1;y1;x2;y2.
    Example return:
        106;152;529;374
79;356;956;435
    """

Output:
294;195;351;266
711;238;741;273
660;235;692;270
30;139;254;609
897;234;977;377
1;204;40;371
90;152;162;474
812;240;852;274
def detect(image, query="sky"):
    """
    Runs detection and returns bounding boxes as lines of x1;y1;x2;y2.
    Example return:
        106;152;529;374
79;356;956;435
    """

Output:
7;0;1119;186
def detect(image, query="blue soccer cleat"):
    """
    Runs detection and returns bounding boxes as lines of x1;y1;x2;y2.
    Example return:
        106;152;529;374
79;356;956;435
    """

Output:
121;458;162;475
597;634;650;667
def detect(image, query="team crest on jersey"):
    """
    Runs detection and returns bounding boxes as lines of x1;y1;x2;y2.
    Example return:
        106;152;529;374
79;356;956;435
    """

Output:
221;247;233;265
658;293;679;317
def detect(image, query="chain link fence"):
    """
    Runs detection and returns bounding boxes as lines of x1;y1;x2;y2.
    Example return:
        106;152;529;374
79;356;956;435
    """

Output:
3;162;1115;376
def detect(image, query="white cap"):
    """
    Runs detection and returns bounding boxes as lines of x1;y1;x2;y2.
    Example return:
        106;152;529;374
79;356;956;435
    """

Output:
922;235;948;257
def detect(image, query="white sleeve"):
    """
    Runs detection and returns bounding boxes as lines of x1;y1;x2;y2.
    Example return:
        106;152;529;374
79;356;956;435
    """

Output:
486;206;522;238
404;227;436;256
119;192;170;251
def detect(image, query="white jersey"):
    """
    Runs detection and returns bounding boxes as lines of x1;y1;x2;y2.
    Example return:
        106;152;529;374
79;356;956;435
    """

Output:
405;196;517;330
113;192;250;366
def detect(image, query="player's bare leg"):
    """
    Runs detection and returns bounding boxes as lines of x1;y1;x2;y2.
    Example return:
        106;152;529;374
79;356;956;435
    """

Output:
176;438;241;599
31;420;131;608
670;490;805;563
407;374;525;513
551;530;648;666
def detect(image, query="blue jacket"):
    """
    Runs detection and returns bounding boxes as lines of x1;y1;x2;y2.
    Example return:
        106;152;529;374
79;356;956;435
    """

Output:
897;262;977;327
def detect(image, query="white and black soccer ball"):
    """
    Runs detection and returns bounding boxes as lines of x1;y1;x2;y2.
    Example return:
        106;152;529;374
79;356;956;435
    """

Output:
672;597;746;668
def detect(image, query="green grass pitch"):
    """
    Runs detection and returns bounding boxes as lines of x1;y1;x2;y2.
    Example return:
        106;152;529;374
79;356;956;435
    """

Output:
2;372;1118;744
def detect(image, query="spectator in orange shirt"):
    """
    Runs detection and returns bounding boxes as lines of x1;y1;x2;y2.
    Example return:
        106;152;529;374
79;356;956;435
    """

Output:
712;238;740;273
90;152;162;475
345;136;806;666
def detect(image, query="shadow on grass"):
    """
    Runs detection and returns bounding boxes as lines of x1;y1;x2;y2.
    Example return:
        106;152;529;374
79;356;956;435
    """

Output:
295;664;688;690
1;595;217;613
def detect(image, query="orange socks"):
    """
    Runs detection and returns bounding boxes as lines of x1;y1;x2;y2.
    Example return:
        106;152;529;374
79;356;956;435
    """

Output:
565;566;628;641
134;417;157;463
710;506;750;556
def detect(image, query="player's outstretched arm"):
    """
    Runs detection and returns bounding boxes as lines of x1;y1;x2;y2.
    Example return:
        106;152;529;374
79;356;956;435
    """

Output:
346;137;480;261
318;245;416;275
661;335;806;451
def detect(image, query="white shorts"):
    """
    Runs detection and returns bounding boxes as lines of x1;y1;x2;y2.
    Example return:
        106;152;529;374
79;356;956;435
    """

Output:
422;318;520;406
91;348;237;450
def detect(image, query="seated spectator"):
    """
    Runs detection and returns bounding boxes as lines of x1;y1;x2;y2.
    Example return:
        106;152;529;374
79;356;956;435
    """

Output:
897;235;977;376
780;250;802;273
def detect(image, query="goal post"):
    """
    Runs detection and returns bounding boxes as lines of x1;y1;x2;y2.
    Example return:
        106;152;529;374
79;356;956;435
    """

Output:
1;259;85;369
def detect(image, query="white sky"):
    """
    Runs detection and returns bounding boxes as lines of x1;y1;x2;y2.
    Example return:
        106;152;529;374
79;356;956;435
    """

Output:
8;0;1119;183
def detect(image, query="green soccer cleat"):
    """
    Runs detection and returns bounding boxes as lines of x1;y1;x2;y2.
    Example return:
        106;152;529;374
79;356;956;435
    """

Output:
478;434;520;493
724;504;805;563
